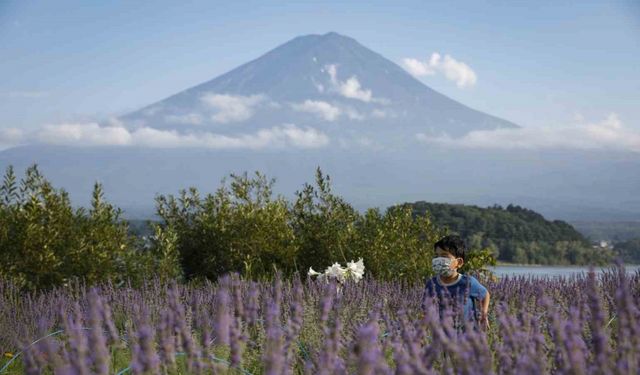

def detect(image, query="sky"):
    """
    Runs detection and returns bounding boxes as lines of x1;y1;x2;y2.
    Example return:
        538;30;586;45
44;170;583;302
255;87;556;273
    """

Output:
0;0;639;135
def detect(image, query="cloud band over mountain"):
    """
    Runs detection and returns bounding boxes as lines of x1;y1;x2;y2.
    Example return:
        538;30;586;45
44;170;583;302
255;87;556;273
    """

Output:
417;114;640;153
0;122;329;150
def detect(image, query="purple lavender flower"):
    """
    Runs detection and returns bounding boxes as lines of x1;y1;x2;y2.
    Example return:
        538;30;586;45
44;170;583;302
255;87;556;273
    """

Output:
87;289;109;375
354;315;388;375
157;309;177;369
213;277;231;346
263;276;285;375
63;303;91;375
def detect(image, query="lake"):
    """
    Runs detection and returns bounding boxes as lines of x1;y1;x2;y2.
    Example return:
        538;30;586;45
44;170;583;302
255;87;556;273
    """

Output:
490;264;640;278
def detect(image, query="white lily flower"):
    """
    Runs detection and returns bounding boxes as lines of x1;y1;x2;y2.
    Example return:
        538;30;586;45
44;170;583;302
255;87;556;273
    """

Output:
346;258;365;282
309;259;366;285
325;263;347;283
308;267;321;277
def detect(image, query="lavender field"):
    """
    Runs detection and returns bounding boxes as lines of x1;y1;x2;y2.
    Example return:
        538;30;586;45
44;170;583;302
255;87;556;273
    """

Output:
1;267;639;375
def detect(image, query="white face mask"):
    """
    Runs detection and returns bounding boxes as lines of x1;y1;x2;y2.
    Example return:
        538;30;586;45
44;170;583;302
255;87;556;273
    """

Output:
432;257;456;277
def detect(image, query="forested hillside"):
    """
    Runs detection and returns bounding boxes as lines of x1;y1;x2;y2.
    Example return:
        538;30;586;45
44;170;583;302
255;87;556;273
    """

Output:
402;201;611;265
571;221;640;242
614;238;640;264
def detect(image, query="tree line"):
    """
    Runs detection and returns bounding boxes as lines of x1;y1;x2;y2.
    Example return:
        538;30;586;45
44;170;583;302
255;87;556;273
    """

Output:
403;201;613;265
0;165;496;290
614;238;640;264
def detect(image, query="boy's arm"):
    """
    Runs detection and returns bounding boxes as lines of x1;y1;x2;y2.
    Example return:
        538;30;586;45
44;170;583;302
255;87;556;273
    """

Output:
469;276;490;329
479;290;490;329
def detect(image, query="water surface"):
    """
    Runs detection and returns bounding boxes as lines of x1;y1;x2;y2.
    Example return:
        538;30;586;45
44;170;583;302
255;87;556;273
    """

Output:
490;265;640;278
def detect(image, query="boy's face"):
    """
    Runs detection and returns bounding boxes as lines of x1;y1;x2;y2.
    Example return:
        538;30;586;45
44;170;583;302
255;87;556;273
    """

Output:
434;247;464;270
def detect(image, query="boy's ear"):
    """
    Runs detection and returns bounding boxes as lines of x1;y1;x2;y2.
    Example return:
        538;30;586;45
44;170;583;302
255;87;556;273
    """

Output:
456;257;464;268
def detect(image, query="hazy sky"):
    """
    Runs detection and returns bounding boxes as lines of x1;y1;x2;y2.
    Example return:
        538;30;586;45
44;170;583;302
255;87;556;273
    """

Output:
1;0;638;131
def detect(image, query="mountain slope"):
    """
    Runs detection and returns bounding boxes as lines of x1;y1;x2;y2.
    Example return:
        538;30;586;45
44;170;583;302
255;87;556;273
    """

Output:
122;32;518;137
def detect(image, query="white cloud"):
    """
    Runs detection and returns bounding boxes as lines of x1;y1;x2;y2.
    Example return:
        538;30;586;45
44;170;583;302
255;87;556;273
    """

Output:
276;124;329;148
291;100;365;121
325;64;380;103
292;100;342;121
200;93;266;123
36;123;133;146
402;53;477;88
417;114;640;152
136;124;330;149
402;57;437;77
339;77;372;102
3;122;329;150
164;113;204;125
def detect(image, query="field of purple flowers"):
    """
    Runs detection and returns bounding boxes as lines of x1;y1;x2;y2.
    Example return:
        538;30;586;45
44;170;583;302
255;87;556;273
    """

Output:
1;267;639;374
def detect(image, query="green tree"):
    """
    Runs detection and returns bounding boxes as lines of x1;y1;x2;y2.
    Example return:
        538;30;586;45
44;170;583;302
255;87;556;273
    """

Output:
405;201;607;265
155;172;297;280
291;168;359;273
0;165;144;290
146;222;183;282
614;238;640;263
352;206;442;280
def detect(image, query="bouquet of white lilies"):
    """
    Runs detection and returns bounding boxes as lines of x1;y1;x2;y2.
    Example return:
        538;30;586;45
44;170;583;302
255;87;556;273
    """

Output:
308;258;365;283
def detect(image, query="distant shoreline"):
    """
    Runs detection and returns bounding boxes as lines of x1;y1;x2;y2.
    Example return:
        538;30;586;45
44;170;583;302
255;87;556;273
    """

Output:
494;262;640;267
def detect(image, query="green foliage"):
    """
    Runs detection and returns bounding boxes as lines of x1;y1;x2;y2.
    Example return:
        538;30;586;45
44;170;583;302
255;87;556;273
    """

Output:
0;165;498;289
148;223;184;281
154;172;297;280
571;221;640;242
352;206;442;280
614;238;640;263
291;168;360;272
156;168;493;281
0;165;150;290
461;247;497;279
404;201;609;265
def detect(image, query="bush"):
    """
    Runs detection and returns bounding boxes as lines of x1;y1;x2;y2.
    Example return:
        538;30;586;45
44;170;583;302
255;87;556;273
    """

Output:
156;168;493;281
0;165;496;289
154;172;297;280
291;168;360;273
352;206;442;280
0;165;152;290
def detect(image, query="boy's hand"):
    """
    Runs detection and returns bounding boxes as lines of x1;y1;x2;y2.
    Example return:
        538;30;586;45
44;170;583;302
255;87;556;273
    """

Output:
480;312;490;330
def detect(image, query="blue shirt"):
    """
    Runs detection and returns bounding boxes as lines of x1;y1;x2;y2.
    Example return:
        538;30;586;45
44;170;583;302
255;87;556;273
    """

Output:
422;274;488;322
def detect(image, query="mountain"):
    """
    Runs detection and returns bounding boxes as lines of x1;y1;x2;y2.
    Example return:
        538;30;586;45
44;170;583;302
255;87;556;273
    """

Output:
122;32;518;138
1;32;639;222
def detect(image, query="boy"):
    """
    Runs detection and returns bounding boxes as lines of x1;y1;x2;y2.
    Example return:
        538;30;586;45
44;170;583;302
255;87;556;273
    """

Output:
422;235;490;330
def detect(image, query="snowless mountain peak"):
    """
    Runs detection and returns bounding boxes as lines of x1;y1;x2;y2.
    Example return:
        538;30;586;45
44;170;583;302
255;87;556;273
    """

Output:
123;32;518;137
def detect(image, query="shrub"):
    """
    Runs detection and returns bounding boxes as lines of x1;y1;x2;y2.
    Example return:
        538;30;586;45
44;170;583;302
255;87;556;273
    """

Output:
0;165;172;290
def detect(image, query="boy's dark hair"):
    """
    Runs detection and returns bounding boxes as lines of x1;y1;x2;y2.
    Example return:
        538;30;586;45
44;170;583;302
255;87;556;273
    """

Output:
434;235;467;260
